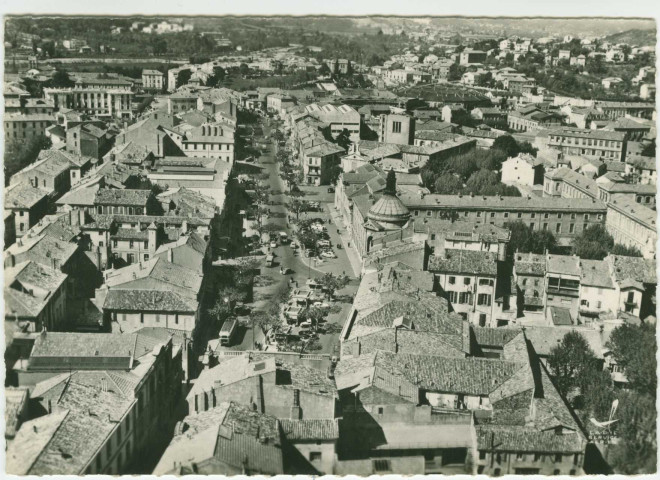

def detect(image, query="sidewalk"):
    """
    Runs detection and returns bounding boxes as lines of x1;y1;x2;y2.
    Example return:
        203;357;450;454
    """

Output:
325;204;362;277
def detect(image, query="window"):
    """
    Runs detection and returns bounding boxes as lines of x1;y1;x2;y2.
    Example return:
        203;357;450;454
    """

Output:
479;313;487;327
530;213;536;219
448;276;456;285
477;294;492;306
554;470;561;475
426;210;432;217
129;241;134;249
476;212;482;217
530;223;535;230
583;223;587;231
113;240;118;248
392;121;402;133
479;451;487;460
543;223;548;230
534;453;542;462
464;211;469;217
479;278;493;286
503;212;509;218
494;468;501;477
516;453;524;461
490;212;495;218
414;210;419;216
584;214;590;220
558;213;562;219
377;407;384;414
544;213;549;219
430;234;436;240
517;212;522;218
459;292;473;305
556;224;561;234
569;224;575;233
464;278;471;285
373;459;391;473
310;452;322;462
571;213;576;220
144;241;148;249
555;454;562;463
522;278;527;286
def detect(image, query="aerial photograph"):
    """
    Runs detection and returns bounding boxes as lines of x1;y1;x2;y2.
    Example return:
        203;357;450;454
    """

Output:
2;11;657;476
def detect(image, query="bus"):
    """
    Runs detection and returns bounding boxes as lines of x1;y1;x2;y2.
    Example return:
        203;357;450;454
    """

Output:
219;318;238;346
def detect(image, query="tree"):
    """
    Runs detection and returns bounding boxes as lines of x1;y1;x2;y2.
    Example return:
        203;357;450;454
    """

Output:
301;306;325;331
319;63;331;76
50;69;74;88
641;140;656;157
571;224;613;260
433;174;463;194
607;322;657;397
504;221;557;256
250;310;279;336
609;390;657;474
325;164;343;186
288;199;308;220
176;69;192;88
334;128;352;151
491;135;522;158
239;63;250;75
610;243;642;257
315;272;350;299
547;331;600;397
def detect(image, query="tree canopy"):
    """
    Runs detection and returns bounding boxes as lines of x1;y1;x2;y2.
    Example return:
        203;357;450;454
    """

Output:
571;224;642;260
504;221;557;256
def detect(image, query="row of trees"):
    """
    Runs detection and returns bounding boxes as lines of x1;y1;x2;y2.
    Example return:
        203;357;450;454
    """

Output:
547;323;656;474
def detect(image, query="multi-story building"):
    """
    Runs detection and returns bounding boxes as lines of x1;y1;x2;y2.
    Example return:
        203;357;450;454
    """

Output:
3;113;56;146
431;59;454;81
429;249;512;327
66;122;113;159
4;183;50;237
96;256;204;332
5;333;182;475
541;127;626;162
141;69;165;91
301;141;344;186
161;123;235;161
379;113;415;145
186;353;337;419
44;82;134;120
4;259;68;334
304;103;361;142
94;188;154;216
606;195;657;259
593;101;655;120
501;153;545;187
412;219;510;257
470;107;507;129
507;105;562;132
459;49;488;65
397;192;607;241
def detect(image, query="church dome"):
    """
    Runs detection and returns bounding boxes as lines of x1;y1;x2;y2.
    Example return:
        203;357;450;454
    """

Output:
367;193;410;229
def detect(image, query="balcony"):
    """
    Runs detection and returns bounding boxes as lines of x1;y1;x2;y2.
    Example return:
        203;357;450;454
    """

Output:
546;286;580;297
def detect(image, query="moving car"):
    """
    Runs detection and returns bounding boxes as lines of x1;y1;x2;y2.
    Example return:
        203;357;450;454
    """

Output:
320;250;337;258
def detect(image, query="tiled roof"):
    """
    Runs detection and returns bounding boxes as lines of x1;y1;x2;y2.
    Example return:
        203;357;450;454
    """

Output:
473;327;522;348
546;254;580;276
104;289;197;312
4;184;49;209
579;259;615;288
514;252;546;275
606;254;656;284
279;419;339;441
428;249;498;276
476;425;585;453
547;126;625;142
399;191;606;212
415;219;511;242
94;188;151;206
608;194;657;228
111;227;149;241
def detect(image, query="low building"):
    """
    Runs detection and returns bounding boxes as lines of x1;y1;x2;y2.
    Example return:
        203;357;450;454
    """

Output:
94;188;154;216
471;107;507;129
541;127;626;162
459;49;487;65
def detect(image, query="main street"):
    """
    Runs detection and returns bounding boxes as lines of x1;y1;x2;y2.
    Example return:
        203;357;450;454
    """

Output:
238;116;359;355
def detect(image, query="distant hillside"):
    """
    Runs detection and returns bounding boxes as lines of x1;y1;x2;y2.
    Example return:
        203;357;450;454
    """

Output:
603;29;656;46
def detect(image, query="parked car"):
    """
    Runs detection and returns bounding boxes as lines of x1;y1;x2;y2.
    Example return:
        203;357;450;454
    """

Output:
320;250;337;259
327;186;335;193
317;239;331;247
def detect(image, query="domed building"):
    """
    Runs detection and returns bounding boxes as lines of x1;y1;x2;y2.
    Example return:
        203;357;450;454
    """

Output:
351;171;416;260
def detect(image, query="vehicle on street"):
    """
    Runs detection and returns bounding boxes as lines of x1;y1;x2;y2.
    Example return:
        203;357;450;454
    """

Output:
278;232;289;244
317;239;331;247
266;254;275;267
320;250;336;258
270;241;277;248
299;320;312;328
219;318;239;346
313;301;331;309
